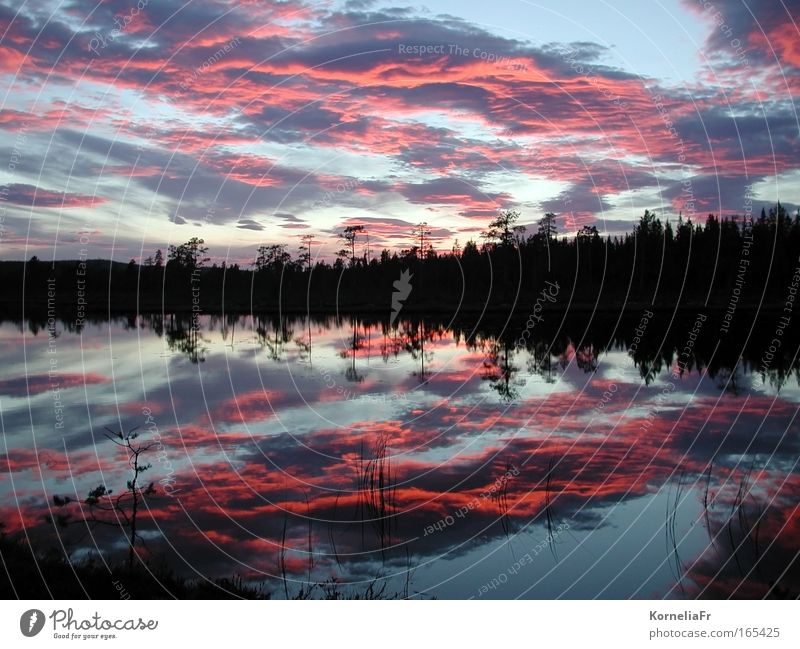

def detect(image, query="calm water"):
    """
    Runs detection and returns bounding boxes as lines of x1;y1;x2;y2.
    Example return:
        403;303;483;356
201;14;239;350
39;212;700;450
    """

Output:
1;311;798;598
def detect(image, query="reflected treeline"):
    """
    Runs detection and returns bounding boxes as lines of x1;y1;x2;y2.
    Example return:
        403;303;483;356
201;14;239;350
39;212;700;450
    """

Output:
8;308;799;390
3;310;798;599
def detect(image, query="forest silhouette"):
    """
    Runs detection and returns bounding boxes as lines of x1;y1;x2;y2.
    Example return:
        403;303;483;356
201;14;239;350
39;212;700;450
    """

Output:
3;204;799;315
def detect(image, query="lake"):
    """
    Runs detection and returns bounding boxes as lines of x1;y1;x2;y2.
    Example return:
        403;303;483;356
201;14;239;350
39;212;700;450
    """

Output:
0;310;797;598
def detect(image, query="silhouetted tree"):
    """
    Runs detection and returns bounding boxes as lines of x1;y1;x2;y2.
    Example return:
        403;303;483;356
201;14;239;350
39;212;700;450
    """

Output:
168;237;209;271
537;212;557;241
255;244;290;272
484;210;526;248
50;427;157;571
339;225;365;267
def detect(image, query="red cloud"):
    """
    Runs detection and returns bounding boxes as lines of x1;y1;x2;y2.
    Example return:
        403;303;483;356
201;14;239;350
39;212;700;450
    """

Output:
2;184;106;209
0;372;109;397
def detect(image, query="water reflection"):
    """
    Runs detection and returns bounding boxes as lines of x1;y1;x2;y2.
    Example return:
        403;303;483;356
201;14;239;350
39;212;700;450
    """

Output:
0;311;797;598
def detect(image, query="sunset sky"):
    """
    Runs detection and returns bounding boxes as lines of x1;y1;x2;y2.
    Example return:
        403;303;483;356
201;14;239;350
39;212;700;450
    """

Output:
0;0;798;264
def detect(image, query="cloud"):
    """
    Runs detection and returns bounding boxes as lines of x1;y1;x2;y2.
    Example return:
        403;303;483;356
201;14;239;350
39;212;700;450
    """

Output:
236;218;264;231
0;0;797;258
1;184;106;208
396;178;514;218
0;372;109;397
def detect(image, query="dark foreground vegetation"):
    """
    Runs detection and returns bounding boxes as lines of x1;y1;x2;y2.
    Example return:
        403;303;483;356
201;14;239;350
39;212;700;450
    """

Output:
0;528;264;599
3;205;800;314
0;427;413;600
0;525;411;600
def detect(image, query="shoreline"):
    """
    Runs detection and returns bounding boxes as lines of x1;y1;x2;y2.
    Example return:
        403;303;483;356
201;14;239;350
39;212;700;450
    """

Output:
0;298;791;317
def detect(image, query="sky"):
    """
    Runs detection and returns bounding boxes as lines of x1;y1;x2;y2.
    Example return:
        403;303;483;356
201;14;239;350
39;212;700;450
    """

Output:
0;0;798;264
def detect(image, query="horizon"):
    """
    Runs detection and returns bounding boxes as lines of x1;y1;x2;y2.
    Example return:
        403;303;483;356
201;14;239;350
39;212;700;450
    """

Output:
3;203;792;267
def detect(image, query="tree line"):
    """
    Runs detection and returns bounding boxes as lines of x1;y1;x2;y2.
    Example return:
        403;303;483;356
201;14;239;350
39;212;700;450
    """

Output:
3;203;800;313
